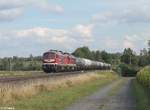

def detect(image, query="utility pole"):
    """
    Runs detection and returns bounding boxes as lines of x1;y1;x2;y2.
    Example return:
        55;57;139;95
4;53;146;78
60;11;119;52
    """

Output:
129;54;132;65
9;58;11;71
148;40;150;54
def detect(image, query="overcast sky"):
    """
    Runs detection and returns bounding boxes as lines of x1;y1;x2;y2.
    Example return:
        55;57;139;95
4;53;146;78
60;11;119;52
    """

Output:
0;0;149;57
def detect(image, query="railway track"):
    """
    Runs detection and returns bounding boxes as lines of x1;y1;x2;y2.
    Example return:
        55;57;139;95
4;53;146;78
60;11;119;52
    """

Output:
0;71;89;83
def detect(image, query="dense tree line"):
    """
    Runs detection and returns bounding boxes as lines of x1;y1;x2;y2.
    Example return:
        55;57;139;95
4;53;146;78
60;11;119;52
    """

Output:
0;55;42;71
73;41;150;68
72;47;121;65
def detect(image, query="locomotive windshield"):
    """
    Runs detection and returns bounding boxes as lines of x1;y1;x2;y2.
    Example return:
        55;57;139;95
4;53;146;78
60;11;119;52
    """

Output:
43;52;55;59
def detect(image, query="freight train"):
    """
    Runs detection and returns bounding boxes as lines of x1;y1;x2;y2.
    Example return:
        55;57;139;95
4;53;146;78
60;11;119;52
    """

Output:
42;50;111;73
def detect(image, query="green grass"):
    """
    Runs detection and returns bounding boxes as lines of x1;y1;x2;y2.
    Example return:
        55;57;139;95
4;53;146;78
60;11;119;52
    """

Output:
1;71;118;110
132;80;150;110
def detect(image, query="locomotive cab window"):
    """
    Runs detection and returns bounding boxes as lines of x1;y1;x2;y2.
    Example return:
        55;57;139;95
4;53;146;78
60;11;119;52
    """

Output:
43;52;55;59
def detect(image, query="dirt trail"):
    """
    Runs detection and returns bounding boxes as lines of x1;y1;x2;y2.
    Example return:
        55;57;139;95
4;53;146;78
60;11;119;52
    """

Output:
65;78;136;110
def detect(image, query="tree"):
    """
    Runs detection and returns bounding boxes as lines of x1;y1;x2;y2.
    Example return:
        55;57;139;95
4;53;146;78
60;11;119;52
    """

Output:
0;58;10;70
95;50;102;61
101;51;111;63
138;49;149;66
72;46;93;59
121;48;138;65
72;46;121;64
13;61;24;70
109;53;121;65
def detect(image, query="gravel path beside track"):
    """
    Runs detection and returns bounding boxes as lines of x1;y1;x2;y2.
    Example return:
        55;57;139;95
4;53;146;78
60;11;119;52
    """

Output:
65;77;136;110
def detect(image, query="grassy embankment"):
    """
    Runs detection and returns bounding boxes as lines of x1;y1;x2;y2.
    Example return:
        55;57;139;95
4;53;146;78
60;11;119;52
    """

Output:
0;71;118;110
0;71;42;77
132;66;150;110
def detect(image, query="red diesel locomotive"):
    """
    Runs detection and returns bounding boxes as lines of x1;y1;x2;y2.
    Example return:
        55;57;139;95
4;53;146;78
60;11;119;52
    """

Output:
42;50;76;72
42;50;111;73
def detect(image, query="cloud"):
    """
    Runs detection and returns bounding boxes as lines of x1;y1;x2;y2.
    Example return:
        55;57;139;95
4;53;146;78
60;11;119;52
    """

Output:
0;0;25;21
104;37;119;48
14;27;73;47
0;0;64;22
71;24;94;43
123;35;136;49
100;33;149;53
0;8;23;21
0;25;95;50
35;2;64;14
93;9;150;24
92;1;150;24
123;33;149;52
0;0;25;10
92;12;114;23
16;25;94;44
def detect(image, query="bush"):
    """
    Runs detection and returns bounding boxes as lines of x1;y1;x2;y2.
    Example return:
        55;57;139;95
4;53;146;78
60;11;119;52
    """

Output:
117;63;139;76
136;66;150;87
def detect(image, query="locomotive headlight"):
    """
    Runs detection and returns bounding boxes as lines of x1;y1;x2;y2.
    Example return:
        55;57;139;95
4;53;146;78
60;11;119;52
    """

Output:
49;59;55;62
44;59;55;62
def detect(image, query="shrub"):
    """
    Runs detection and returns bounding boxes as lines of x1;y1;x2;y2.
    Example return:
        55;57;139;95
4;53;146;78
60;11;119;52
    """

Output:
117;63;139;76
136;66;150;87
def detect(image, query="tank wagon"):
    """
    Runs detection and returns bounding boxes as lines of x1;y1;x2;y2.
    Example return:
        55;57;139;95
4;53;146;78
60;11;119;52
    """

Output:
42;50;111;73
